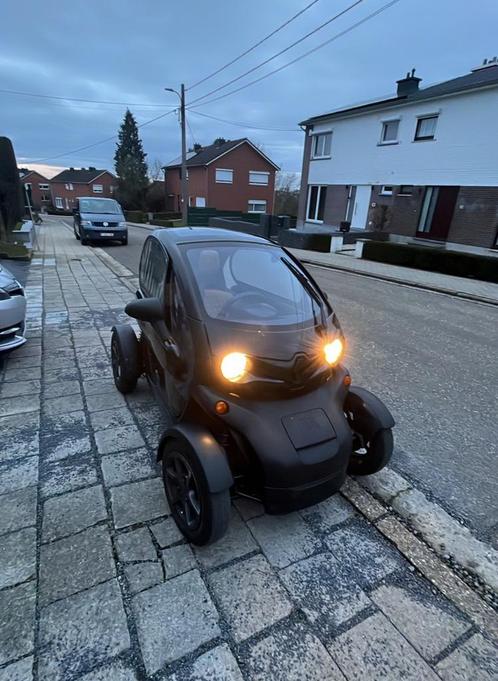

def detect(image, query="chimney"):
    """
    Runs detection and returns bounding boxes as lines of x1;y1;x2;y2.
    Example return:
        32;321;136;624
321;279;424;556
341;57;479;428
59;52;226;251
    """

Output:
471;56;498;72
396;68;421;97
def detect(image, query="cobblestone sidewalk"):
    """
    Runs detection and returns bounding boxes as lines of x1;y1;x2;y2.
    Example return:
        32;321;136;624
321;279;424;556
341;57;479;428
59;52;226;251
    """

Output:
1;221;497;681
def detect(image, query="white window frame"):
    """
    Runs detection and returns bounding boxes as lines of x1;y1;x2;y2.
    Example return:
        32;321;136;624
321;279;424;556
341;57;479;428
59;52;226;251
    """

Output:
379;185;394;196
92;183;103;193
249;170;269;186
195;197;206;207
414;113;439;141
311;132;332;159
65;183;73;190
215;168;233;184
379;119;400;145
39;183;50;190
248;199;267;214
306;185;327;223
55;197;63;209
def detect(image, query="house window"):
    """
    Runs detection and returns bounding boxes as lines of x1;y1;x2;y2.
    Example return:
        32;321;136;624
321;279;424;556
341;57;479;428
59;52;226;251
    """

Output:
248;200;267;213
312;133;332;159
196;197;206;207
41;194;50;202
55;197;63;209
380;185;394;195
65;183;73;190
398;185;413;196
215;168;233;183
24;183;32;190
380;119;399;144
39;183;50;190
415;115;438;141
306;185;327;222
249;171;269;186
93;184;103;193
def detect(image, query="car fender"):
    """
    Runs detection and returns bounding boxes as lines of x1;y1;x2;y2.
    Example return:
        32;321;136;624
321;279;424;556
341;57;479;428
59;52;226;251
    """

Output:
344;386;395;442
157;422;233;494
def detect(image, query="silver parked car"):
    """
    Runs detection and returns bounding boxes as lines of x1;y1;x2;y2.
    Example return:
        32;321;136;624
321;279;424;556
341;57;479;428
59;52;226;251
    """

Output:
0;263;26;352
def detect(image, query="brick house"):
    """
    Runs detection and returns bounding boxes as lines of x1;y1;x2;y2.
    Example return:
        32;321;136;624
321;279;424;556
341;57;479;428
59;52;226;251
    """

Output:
164;138;279;214
297;59;498;249
19;169;52;211
50;168;118;211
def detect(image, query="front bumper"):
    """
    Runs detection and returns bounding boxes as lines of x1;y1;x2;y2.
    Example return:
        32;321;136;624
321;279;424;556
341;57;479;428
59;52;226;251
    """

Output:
82;229;127;241
0;296;27;353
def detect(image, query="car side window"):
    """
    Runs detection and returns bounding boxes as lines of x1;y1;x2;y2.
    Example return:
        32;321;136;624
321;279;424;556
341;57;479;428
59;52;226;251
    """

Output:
139;238;168;299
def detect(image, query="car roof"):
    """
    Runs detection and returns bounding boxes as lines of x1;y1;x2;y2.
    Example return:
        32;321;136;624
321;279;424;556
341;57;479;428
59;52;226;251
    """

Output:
78;196;116;201
153;226;271;246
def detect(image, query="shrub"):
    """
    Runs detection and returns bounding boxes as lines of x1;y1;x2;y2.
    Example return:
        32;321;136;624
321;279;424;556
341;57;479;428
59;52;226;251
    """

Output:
362;241;498;284
0;240;30;260
279;229;331;252
151;219;183;228
124;210;145;223
153;211;181;220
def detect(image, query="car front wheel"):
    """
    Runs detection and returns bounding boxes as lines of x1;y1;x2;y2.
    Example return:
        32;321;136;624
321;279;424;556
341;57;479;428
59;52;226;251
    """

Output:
347;428;393;476
111;325;140;393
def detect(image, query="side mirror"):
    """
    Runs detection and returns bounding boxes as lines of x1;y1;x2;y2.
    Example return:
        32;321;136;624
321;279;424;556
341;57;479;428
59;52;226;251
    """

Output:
125;297;163;322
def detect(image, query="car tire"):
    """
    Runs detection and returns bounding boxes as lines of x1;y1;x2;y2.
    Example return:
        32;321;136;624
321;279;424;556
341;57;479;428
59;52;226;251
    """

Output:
111;325;140;394
161;437;231;545
81;236;88;245
121;236;128;246
347;428;393;476
74;225;80;240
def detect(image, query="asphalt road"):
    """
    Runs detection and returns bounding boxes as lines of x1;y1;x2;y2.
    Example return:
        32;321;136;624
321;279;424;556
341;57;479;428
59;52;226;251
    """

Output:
98;224;498;542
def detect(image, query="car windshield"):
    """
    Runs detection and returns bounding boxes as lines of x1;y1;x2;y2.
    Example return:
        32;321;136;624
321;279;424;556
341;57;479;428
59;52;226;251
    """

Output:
183;243;324;328
79;198;121;214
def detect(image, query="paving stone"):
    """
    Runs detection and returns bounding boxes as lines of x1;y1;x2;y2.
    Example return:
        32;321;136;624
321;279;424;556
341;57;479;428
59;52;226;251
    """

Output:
162;544;196;579
40;455;97;498
124;562;163;595
167;644;243;681
40;410;91;462
360;467;412;502
0;379;40;398
110;477;169;528
246;621;344;681
82;378;116;396
150;517;184;548
95;425;145;455
43;394;84;416
371;573;471;660
301;494;357;532
0;582;35;665
0;527;36;588
325;521;403;587
44;380;81;399
341;477;386;521
116;527;157;562
132;570;220;674
39;525;115;606
194;511;257;569
78;362;113;381
43;367;80;383
42;485;107;542
0;412;39;462
0;656;33;681
248;512;320;569
2;366;42;382
101;448;156;487
436;633;498;681
6;353;42;369
89;406;135;431
280;552;371;634
77;660;138;681
0;486;37;535
38;579;130;681
233;496;265;521
86;390;126;412
209;554;292;642
0;456;38;495
328;612;439;681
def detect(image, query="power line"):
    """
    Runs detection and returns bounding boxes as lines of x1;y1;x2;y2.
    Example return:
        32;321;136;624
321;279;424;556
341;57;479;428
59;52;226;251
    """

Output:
0;88;169;108
187;0;322;91
189;0;402;110
188;0;365;107
188;109;300;132
29;109;176;163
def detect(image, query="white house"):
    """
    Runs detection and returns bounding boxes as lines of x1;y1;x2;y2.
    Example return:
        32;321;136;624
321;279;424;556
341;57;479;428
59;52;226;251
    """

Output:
297;59;498;249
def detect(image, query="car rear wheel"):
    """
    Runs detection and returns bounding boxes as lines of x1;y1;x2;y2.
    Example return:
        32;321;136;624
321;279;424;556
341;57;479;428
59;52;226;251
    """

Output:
111;325;140;393
347;428;393;476
162;438;230;545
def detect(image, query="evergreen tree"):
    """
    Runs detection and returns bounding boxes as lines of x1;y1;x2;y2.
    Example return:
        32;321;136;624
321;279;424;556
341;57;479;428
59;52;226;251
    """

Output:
114;110;148;209
0;137;24;240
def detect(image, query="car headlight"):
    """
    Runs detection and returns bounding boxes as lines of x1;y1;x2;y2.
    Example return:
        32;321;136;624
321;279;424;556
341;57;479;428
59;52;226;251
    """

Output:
118;221;126;228
0;287;10;301
81;220;92;227
220;352;248;382
324;338;344;366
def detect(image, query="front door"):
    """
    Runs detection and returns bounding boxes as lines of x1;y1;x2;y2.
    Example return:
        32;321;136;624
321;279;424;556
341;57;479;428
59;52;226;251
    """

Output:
417;186;459;240
350;185;371;230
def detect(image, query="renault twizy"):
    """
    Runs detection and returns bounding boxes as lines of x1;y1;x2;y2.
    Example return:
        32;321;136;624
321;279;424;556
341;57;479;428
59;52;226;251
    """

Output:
111;228;394;545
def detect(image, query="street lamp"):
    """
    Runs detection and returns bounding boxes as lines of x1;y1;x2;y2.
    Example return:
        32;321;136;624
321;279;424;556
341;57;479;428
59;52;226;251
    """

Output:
165;85;188;225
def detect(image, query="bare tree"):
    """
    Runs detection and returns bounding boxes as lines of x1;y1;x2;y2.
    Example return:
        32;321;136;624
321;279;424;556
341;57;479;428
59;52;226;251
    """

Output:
274;171;300;216
149;158;164;181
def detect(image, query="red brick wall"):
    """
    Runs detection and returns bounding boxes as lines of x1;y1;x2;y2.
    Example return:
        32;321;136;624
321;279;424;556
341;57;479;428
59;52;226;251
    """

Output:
447;187;498;248
165;166;208;210
50;172;117;210
22;172;51;211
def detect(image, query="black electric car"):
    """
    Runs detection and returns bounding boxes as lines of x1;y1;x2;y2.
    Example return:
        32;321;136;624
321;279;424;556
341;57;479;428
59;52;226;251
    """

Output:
111;228;394;544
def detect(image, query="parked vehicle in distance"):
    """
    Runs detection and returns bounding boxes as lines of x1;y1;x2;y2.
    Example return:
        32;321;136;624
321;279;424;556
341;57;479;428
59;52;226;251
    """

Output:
0;263;27;352
73;197;127;245
110;228;395;545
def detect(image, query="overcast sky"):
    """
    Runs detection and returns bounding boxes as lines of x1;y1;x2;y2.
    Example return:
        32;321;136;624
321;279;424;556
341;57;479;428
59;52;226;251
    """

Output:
1;0;497;178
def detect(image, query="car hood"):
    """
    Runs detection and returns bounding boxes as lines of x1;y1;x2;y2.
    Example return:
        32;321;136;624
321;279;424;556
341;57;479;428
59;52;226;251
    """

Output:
80;212;124;221
0;265;17;288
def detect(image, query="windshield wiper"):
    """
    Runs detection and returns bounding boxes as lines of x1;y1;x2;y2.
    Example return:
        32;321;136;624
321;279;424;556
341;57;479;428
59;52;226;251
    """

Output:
280;257;328;330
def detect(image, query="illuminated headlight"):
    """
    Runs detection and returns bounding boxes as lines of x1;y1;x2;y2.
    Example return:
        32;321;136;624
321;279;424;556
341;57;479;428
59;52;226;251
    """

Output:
324;338;343;366
220;352;248;382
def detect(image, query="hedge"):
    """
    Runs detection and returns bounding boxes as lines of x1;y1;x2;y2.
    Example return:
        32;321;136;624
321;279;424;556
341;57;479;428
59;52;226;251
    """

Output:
153;211;181;220
0;240;31;260
362;240;498;284
150;219;183;228
278;230;331;252
124;210;145;223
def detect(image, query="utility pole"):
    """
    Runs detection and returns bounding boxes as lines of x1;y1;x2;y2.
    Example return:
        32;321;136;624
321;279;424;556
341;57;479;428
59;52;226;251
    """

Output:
165;84;188;225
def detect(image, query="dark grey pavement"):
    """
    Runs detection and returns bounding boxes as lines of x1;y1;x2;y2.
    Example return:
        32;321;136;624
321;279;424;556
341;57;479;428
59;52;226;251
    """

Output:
100;224;498;542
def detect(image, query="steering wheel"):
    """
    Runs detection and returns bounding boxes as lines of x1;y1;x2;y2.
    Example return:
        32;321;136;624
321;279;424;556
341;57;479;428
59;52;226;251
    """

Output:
218;291;274;319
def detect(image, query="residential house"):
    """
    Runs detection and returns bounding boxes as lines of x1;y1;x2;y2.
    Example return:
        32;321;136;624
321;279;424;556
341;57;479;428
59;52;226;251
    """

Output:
297;58;498;249
164;138;279;214
19;169;52;211
50;168;118;211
